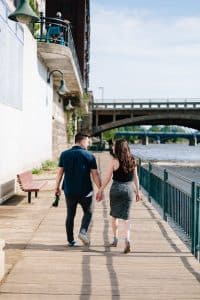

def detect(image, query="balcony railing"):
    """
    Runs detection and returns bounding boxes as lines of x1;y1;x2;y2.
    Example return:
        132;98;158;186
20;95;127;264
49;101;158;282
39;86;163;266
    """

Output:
32;13;83;89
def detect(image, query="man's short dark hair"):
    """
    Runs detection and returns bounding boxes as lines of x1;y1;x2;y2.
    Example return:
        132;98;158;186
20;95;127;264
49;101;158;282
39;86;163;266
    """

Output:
75;132;89;144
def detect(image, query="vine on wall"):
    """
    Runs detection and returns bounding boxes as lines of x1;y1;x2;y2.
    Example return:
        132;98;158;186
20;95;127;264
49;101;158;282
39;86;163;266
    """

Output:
29;0;39;15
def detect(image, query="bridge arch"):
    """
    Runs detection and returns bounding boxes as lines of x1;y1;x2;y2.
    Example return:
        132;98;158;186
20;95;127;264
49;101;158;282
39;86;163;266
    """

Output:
92;113;200;135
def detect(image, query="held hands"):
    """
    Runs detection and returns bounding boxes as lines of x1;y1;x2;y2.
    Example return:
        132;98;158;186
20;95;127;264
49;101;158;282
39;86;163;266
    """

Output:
96;189;104;202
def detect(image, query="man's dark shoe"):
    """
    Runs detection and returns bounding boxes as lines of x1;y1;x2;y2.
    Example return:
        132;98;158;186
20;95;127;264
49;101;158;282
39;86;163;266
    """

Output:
68;240;77;247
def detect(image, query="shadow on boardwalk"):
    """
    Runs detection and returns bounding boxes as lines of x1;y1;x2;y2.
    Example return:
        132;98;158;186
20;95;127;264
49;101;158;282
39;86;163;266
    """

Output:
0;152;200;299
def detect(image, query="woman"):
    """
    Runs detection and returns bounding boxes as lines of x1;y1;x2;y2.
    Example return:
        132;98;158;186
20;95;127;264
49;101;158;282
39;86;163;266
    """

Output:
97;139;141;253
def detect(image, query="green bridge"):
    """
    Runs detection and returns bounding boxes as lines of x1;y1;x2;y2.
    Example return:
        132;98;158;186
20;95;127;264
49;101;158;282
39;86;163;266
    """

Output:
114;131;200;146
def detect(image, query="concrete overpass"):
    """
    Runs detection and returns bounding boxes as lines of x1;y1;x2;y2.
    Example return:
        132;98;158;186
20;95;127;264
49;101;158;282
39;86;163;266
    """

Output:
91;99;200;135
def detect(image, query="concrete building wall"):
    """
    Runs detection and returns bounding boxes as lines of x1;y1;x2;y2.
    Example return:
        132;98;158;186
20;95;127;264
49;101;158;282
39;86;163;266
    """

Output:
20;27;53;170
0;0;53;185
52;92;68;160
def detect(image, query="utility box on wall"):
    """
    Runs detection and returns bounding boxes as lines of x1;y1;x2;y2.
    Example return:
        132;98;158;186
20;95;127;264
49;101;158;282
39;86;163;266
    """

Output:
0;179;15;204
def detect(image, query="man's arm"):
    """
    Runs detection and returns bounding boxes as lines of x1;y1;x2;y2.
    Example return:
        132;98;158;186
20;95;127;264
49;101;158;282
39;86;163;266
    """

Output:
55;167;64;195
98;160;114;192
91;169;103;201
91;169;101;189
95;159;114;201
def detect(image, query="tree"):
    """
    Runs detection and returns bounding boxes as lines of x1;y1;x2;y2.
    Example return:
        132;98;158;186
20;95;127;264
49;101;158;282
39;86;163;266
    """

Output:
148;125;162;132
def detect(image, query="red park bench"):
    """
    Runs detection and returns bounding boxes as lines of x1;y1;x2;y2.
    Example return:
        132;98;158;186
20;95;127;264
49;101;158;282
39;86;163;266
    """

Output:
17;171;47;203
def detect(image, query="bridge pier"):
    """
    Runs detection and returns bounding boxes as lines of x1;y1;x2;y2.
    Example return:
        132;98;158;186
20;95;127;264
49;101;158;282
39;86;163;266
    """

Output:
189;136;197;146
156;138;160;144
142;136;149;145
95;112;99;127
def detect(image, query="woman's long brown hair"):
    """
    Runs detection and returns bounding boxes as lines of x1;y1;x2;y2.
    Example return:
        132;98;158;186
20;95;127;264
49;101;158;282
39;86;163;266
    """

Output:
114;139;136;173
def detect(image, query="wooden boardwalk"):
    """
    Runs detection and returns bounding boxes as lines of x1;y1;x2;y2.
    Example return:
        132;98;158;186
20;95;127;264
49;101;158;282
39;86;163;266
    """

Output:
0;152;200;299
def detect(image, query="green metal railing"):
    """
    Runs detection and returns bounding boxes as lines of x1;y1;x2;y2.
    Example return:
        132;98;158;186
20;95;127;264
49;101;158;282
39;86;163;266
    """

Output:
138;159;200;261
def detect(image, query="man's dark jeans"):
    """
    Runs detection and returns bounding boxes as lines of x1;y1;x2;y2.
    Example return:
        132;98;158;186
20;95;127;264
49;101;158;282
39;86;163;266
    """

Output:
65;195;93;243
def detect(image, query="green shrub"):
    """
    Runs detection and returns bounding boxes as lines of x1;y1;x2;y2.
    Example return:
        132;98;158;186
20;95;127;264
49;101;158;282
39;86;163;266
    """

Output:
41;160;57;171
32;168;42;174
32;160;57;174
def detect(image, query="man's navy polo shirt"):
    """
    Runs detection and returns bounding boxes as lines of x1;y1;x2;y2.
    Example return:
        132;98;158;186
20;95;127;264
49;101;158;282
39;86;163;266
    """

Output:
58;146;97;197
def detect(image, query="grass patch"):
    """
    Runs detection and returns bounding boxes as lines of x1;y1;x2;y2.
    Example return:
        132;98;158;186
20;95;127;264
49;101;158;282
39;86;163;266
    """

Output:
32;168;43;174
41;160;57;171
32;160;58;174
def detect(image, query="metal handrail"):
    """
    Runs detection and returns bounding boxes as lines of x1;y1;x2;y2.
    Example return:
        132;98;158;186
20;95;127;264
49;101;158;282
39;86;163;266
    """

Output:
138;159;200;261
115;131;200;139
32;13;83;89
94;98;200;103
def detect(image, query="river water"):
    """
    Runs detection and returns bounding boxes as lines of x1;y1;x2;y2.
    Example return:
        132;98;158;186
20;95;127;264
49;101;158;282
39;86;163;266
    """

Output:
130;144;200;182
131;144;200;162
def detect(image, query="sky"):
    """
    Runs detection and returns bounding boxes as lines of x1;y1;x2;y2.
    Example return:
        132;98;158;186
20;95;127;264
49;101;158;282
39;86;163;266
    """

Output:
90;0;200;100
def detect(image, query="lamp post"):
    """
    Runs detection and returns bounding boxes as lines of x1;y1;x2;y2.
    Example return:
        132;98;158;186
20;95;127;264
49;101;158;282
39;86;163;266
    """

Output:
8;0;39;24
98;86;104;102
77;116;83;131
47;70;69;96
72;111;77;135
65;102;75;143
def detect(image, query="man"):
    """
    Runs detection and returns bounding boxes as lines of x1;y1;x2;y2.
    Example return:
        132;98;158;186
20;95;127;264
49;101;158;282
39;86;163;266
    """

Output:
55;133;102;247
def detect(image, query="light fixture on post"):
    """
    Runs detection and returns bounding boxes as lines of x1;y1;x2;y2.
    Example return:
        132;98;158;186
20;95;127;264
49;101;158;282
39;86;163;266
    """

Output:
47;70;69;96
98;86;104;102
8;0;39;24
65;99;74;111
77;116;83;131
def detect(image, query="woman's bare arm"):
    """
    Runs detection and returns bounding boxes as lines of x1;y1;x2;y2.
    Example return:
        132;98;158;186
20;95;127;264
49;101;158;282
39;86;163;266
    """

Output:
99;159;115;191
133;166;141;201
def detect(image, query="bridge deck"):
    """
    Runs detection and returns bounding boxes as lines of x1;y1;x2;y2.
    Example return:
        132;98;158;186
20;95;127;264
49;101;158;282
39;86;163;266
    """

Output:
0;152;200;299
93;99;200;110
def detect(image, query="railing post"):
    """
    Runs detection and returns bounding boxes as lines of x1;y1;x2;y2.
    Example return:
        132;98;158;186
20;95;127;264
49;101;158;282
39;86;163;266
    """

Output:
148;163;152;202
197;197;200;262
163;169;168;221
39;12;44;41
191;181;197;256
138;158;141;182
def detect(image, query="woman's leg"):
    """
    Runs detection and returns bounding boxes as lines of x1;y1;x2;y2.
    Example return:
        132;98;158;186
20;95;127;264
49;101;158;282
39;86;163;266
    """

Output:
123;219;131;253
124;219;130;241
110;217;118;246
112;217;118;238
